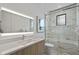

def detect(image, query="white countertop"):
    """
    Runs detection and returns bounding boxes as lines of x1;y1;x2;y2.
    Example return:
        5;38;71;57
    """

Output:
0;33;44;55
1;32;34;36
0;32;34;40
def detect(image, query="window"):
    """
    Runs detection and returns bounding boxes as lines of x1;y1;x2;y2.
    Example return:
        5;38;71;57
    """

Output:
56;14;66;26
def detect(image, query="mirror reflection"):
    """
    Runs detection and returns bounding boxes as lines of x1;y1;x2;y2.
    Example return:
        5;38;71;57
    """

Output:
0;7;34;33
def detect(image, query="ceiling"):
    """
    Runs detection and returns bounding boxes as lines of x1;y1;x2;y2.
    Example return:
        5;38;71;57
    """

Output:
0;3;73;19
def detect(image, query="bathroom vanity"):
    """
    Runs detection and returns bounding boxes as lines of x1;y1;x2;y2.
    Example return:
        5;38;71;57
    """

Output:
11;40;45;55
0;32;45;55
0;5;45;55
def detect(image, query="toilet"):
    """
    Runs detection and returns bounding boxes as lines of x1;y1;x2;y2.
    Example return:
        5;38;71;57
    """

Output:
45;43;58;55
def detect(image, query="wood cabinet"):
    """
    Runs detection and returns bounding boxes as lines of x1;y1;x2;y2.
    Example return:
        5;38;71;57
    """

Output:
11;40;45;55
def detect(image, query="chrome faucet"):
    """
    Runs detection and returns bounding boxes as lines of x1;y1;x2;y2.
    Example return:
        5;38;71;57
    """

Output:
22;35;25;40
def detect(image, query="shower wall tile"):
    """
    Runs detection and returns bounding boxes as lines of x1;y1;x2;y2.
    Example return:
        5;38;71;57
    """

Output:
46;4;79;54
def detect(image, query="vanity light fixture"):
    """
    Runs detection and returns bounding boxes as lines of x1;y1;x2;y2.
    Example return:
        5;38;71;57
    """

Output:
1;7;34;20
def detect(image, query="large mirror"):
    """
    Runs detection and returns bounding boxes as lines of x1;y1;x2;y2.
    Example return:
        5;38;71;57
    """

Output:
0;7;34;33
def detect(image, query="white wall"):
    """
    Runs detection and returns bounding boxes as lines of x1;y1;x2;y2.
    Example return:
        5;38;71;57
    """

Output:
1;10;31;33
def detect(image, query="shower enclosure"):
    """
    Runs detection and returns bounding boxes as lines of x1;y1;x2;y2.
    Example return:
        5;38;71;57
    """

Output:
45;3;79;55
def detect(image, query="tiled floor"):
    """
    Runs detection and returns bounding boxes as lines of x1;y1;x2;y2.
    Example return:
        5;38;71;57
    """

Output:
44;46;69;55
